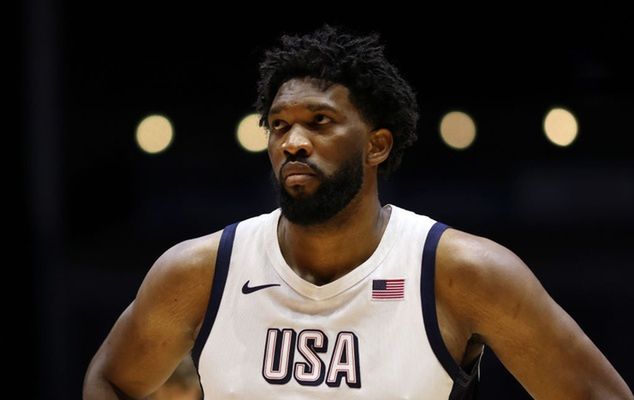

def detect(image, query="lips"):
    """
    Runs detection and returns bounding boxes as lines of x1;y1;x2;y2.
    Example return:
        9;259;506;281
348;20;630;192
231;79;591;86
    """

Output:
281;162;317;185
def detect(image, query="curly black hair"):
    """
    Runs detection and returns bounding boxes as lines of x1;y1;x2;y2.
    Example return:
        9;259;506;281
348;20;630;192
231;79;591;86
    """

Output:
256;25;419;176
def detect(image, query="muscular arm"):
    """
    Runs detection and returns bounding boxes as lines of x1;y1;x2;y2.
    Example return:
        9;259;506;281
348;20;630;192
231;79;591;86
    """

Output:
83;231;221;399
436;228;633;399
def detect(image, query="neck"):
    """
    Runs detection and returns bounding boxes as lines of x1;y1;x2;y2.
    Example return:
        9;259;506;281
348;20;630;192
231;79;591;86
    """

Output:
277;182;391;286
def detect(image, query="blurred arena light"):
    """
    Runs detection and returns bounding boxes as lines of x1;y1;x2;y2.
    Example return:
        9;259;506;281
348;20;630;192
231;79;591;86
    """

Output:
439;111;477;150
237;113;268;152
543;107;578;147
135;114;174;154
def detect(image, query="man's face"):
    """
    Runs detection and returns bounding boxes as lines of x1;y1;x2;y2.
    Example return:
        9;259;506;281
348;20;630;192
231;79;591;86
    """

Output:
267;77;373;225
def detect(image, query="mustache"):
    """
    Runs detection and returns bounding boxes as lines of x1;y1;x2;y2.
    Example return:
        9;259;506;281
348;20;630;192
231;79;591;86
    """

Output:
278;155;325;180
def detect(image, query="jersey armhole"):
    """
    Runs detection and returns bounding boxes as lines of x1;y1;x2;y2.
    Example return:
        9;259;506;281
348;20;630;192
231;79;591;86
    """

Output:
420;222;482;398
191;222;238;367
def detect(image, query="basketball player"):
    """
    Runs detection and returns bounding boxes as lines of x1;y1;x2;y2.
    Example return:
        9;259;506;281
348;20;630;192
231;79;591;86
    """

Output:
83;25;633;399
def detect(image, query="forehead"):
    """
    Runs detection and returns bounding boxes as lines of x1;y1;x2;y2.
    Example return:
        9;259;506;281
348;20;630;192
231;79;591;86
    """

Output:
269;77;357;116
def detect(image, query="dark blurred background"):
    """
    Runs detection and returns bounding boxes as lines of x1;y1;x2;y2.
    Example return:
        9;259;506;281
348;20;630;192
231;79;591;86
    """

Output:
23;3;633;399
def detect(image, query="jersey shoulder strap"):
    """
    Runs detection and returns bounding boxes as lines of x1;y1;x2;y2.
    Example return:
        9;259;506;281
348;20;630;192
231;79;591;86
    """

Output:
192;222;239;366
420;221;483;399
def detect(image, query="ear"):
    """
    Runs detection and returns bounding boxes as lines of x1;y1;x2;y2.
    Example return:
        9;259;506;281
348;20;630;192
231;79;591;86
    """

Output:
366;128;393;167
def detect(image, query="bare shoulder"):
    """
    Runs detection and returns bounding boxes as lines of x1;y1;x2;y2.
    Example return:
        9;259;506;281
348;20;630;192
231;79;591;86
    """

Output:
436;227;526;283
83;230;225;399
149;230;224;283
133;229;224;336
434;227;538;338
434;228;634;398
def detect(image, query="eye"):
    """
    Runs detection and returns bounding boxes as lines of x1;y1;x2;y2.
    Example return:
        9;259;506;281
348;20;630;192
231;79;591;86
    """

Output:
313;114;332;124
271;119;288;131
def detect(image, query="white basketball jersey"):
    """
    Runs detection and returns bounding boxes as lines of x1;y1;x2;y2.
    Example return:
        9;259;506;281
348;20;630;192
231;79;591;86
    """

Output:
192;205;479;399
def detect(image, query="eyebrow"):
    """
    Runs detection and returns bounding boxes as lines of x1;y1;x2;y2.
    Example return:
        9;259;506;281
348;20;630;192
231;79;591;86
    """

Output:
268;102;340;117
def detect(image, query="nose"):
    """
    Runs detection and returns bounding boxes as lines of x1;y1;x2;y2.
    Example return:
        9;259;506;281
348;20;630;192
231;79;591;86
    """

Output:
281;124;313;157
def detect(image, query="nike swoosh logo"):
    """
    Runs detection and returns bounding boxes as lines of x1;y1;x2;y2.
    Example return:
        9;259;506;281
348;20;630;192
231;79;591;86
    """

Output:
241;280;281;294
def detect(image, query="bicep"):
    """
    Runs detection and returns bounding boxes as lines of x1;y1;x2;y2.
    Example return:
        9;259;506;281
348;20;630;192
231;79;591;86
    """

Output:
93;235;219;398
97;299;194;398
476;267;591;397
465;239;629;398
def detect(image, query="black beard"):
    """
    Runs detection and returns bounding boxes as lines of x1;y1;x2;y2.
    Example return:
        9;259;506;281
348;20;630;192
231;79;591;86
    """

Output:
273;151;364;226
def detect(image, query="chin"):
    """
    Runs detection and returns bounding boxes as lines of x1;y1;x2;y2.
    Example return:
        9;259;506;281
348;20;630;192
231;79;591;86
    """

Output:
284;187;310;200
284;183;319;198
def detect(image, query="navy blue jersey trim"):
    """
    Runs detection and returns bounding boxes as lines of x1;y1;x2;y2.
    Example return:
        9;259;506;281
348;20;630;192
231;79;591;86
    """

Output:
192;222;238;368
420;222;460;379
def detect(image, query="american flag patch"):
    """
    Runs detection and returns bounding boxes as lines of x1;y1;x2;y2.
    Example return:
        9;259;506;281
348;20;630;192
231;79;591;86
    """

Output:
372;279;405;300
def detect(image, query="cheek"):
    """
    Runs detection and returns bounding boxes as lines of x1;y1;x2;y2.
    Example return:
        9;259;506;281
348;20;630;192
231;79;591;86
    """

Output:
323;129;366;158
313;142;356;176
267;139;288;179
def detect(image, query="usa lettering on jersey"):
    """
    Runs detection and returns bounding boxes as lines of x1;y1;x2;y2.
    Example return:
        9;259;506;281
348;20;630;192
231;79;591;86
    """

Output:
262;328;361;388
